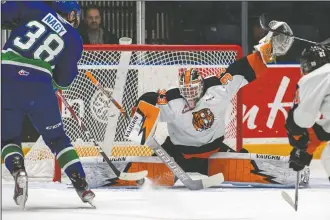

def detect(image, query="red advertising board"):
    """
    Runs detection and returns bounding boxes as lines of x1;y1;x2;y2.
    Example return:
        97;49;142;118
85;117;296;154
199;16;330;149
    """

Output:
241;65;301;139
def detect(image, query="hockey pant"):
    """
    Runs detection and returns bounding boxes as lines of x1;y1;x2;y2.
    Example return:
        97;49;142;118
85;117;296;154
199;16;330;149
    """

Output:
1;64;85;178
159;136;235;175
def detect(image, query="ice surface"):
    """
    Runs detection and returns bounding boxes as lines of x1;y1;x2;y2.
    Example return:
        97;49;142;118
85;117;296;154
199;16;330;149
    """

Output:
2;161;330;220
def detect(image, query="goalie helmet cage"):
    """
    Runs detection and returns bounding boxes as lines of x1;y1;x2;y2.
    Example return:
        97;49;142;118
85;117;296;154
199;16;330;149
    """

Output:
8;44;243;182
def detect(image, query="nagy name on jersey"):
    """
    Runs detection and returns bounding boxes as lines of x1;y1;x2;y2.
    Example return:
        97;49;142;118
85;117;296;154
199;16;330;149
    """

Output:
42;13;67;36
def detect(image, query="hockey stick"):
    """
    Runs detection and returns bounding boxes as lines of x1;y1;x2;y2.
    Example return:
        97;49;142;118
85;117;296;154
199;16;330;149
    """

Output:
259;13;318;45
86;71;130;121
56;91;148;181
85;71;225;190
281;171;300;211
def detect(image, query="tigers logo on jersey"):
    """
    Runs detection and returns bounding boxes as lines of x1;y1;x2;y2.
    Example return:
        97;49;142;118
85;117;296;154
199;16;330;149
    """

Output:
192;108;215;132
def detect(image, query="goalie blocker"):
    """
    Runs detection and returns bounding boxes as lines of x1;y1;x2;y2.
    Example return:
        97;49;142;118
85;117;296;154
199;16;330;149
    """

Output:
124;101;160;145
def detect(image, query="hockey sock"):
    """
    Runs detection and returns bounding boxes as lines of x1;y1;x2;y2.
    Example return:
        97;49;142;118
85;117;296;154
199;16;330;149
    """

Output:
55;146;86;178
1;144;24;173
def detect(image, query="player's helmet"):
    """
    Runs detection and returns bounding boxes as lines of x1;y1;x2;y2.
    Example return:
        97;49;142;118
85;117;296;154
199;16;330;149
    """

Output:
52;1;81;28
300;45;330;75
178;68;204;103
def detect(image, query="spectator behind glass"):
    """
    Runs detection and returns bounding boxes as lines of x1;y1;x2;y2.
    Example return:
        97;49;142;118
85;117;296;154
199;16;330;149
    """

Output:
80;7;118;44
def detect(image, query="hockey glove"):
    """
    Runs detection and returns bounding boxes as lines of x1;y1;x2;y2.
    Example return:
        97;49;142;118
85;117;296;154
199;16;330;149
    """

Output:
289;148;313;172
52;80;70;93
285;123;312;172
287;129;309;150
254;20;294;64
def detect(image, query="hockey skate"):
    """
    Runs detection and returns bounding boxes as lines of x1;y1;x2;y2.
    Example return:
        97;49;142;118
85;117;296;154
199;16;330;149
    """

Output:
11;156;28;210
70;172;96;208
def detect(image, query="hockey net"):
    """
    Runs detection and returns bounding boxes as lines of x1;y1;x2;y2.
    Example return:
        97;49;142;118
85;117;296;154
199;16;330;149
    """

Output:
2;45;243;181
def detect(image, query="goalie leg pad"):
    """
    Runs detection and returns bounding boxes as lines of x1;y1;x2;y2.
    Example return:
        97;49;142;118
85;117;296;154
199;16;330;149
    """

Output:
209;152;309;186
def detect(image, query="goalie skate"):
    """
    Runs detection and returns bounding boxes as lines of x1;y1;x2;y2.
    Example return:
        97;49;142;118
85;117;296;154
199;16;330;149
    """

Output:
12;156;28;210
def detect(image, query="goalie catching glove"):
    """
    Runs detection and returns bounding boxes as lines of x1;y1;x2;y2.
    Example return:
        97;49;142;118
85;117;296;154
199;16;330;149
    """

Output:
254;20;294;64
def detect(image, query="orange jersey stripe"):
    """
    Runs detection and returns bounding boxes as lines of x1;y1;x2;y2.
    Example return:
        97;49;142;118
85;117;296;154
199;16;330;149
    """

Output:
184;69;192;86
307;128;325;155
246;52;267;79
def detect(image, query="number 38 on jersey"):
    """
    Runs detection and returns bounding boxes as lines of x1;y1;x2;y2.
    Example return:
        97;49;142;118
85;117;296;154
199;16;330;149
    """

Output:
13;20;64;62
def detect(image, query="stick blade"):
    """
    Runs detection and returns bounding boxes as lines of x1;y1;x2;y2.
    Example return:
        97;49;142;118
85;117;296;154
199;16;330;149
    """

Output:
118;170;148;181
281;191;296;210
201;173;224;189
259;13;270;30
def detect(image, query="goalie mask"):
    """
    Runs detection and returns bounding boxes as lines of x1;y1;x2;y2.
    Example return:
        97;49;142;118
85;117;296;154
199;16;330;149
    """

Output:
300;45;330;75
179;68;204;105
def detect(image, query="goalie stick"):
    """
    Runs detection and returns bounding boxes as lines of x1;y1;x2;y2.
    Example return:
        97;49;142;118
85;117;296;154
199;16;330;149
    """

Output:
147;138;224;190
85;71;225;190
56;91;148;181
259;13;318;45
281;171;300;211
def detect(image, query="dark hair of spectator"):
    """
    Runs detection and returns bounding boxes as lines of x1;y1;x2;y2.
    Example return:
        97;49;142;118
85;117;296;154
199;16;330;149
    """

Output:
84;6;102;19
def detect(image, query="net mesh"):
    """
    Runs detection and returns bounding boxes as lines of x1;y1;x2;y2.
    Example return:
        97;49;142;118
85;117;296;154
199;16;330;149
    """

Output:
3;45;242;179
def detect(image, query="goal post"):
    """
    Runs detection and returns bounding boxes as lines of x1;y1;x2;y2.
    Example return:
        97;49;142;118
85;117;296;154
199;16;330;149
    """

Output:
3;44;243;182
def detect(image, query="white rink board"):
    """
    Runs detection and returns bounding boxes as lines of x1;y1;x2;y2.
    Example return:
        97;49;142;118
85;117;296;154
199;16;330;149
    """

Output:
2;160;330;220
